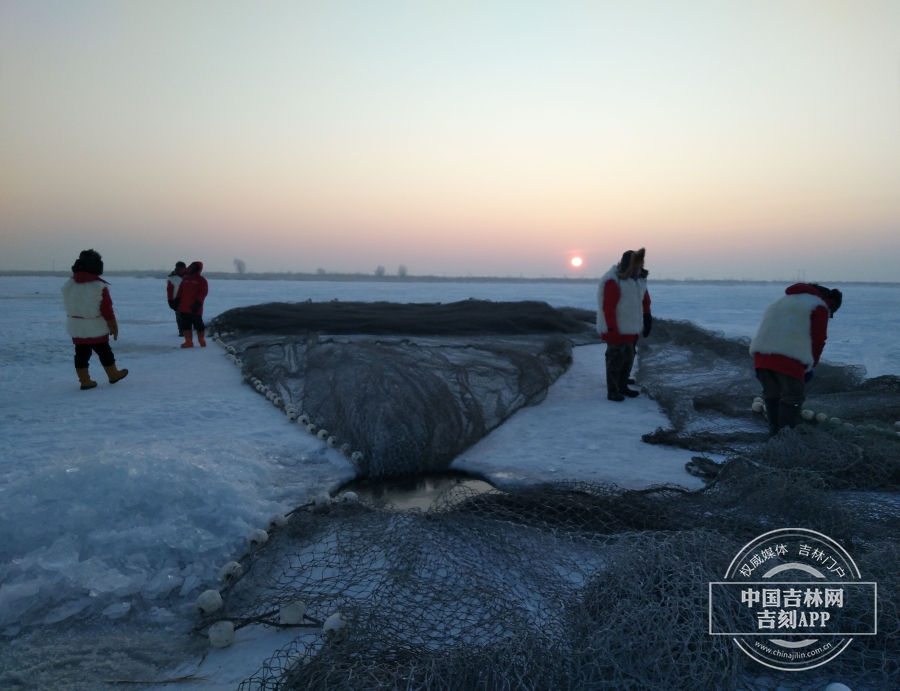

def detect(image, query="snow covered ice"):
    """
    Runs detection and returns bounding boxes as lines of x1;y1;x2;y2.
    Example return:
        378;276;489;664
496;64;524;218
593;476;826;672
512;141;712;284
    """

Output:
0;275;896;689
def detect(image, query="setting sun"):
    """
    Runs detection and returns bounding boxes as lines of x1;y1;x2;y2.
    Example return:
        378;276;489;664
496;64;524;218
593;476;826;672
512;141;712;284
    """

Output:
571;257;583;267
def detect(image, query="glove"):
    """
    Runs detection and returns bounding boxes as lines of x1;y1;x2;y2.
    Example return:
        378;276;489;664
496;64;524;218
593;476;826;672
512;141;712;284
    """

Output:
191;300;201;314
804;368;815;383
642;313;652;338
106;318;119;341
168;299;178;311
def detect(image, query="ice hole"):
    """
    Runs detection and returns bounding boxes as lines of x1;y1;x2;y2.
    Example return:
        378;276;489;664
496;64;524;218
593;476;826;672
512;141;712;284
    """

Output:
337;471;494;511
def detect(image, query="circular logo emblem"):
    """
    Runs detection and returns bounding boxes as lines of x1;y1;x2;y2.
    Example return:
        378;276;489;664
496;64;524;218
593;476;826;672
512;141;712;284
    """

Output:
709;528;877;671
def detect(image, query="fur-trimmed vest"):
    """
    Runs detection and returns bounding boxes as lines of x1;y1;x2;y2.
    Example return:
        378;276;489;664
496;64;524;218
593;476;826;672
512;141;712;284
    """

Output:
62;279;110;339
596;265;647;336
749;293;828;370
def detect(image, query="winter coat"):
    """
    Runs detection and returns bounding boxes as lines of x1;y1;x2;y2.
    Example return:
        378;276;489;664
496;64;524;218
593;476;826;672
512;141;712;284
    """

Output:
175;262;209;315
750;283;832;381
596;264;651;345
62;272;116;344
166;268;185;302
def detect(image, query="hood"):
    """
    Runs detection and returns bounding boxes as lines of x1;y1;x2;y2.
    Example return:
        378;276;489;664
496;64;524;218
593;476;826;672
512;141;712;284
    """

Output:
785;283;830;307
72;271;108;284
187;261;203;275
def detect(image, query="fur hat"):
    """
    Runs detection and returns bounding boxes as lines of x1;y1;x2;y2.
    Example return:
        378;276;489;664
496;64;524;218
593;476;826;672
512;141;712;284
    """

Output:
72;249;103;276
617;248;646;278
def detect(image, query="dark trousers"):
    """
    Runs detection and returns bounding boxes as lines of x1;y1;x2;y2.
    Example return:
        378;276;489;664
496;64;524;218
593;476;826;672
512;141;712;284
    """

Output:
177;312;205;333
605;342;636;394
74;342;115;369
757;368;805;407
757;368;805;433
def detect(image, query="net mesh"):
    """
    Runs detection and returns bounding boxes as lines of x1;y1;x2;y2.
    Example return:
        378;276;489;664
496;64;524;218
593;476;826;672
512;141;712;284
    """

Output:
210;301;596;476
635;318;895;455
203;305;900;691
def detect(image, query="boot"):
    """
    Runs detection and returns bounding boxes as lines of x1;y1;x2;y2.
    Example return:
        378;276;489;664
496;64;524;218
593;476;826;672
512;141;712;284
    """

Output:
606;368;625;402
764;398;781;436
180;330;194;348
197;330;207;347
76;368;97;390
779;402;800;431
103;364;129;384
618;370;640;398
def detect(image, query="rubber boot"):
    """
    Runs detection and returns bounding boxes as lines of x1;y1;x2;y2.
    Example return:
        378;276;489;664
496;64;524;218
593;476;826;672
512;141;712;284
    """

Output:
103;364;129;384
606;374;624;401
618;369;640;398
764;398;781;437
779;402;800;431
76;368;97;390
181;330;194;348
197;330;207;347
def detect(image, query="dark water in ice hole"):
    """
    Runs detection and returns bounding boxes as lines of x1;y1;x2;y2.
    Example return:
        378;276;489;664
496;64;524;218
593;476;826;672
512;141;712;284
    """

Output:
337;471;494;511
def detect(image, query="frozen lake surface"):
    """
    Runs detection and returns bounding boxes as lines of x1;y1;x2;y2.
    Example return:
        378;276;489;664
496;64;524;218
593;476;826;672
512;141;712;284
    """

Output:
0;276;896;689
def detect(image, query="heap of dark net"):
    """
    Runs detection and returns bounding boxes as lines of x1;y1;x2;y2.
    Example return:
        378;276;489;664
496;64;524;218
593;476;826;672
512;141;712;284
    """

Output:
207;429;899;691
203;304;899;690
637;318;899;456
210;300;597;476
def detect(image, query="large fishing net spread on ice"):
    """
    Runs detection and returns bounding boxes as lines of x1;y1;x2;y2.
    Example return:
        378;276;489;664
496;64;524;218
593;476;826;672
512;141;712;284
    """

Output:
205;302;900;691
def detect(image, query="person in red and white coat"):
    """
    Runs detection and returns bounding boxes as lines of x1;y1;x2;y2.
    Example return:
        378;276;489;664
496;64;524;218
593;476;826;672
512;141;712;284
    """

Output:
166;261;187;335
750;283;842;434
174;261;209;348
596;248;652;401
61;249;129;390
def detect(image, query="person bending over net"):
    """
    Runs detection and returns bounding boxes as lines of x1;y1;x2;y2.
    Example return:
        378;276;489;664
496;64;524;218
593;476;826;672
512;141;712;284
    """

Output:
596;248;652;401
750;283;843;435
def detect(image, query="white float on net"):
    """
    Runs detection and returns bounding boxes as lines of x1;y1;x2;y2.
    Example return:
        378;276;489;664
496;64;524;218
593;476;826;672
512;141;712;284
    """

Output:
279;600;307;625
196;589;223;616
247;529;269;550
219;561;243;584
208;620;235;648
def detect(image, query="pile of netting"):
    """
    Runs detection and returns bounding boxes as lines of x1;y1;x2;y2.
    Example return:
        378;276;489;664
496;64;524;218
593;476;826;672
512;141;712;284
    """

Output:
210;301;597;476
202;427;899;691
201;303;899;690
636;318;899;455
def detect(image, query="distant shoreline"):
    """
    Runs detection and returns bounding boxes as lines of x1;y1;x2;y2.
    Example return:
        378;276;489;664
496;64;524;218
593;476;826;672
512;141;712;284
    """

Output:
0;270;896;287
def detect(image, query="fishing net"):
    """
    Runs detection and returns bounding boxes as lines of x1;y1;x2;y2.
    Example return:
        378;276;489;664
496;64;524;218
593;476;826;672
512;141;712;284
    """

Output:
201;303;899;690
204;431;900;691
210;300;597;476
635;318;895;455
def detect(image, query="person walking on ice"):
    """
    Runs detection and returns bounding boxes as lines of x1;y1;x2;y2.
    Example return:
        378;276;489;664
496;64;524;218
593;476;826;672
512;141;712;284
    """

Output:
750;283;842;435
61;249;129;390
174;261;209;348
596;248;652;401
166;261;187;336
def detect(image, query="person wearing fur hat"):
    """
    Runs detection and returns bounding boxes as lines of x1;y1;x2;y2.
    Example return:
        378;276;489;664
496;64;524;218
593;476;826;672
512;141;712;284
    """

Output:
166;261;187;335
174;261;208;348
61;249;129;390
750;283;843;435
596;248;652;401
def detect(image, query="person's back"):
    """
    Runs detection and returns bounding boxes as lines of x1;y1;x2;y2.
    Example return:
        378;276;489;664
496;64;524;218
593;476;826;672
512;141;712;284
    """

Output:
750;283;842;434
167;261;187;335
61;249;129;389
175;261;209;347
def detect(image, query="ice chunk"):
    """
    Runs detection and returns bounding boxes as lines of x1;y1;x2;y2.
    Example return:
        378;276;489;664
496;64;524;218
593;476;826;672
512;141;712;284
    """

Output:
142;567;184;599
102;601;131;619
69;557;133;594
44;597;92;624
0;579;45;627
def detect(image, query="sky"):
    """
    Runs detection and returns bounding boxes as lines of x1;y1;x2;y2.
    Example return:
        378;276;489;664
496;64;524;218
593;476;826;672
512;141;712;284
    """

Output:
1;1;899;280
